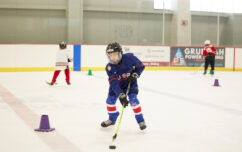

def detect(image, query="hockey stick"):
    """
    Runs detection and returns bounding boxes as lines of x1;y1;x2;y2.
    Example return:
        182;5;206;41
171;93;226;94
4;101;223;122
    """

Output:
191;62;205;75
45;81;57;85
109;81;131;149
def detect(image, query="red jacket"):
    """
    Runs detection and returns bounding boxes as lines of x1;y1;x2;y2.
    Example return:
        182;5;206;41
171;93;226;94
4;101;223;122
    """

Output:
203;46;216;57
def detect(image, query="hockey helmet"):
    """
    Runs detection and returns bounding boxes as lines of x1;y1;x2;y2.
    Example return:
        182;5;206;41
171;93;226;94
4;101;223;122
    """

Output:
106;42;123;64
204;40;211;46
59;41;67;49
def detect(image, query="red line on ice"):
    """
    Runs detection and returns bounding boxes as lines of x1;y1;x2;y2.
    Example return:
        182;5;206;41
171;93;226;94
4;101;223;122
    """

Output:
0;84;83;152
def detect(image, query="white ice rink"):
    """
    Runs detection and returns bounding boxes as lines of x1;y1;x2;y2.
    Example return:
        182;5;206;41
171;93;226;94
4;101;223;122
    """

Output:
0;71;242;152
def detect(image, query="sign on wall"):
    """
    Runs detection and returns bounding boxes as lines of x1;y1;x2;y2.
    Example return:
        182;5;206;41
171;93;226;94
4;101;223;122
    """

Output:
123;45;170;67
170;47;225;67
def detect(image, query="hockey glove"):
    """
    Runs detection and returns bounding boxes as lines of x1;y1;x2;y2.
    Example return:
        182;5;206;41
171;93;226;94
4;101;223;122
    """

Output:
127;72;139;83
119;93;129;108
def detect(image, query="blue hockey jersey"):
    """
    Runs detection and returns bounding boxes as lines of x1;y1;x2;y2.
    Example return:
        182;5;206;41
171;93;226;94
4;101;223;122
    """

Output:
106;53;145;96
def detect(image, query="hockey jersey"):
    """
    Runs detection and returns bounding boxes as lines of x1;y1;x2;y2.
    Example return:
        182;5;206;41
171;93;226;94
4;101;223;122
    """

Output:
203;46;216;57
55;49;72;70
106;53;145;97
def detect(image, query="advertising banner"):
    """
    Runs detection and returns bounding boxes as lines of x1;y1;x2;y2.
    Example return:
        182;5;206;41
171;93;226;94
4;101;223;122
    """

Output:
170;47;225;67
123;45;170;67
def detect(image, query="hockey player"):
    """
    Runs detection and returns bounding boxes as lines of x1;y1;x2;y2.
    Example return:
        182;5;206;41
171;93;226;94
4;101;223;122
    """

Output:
101;42;147;130
48;41;72;85
203;40;216;75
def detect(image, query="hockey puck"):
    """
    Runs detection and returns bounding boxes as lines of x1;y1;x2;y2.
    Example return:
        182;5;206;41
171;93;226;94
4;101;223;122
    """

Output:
109;145;116;149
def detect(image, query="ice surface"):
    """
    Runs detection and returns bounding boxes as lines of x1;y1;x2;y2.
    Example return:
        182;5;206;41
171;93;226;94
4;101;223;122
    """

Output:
0;71;242;152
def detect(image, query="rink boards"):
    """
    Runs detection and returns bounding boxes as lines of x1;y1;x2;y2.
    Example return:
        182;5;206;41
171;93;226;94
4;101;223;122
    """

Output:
0;44;241;72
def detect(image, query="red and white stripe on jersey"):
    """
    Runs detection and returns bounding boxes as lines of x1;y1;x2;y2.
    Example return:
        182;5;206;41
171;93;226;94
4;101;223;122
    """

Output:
132;105;142;115
118;78;127;82
107;104;117;113
109;77;118;82
56;62;68;66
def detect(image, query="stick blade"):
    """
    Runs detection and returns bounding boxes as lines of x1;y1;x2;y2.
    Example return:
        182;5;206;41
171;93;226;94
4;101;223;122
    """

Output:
112;134;117;140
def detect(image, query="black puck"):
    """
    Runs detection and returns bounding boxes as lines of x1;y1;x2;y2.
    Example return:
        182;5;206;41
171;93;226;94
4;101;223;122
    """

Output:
109;145;116;149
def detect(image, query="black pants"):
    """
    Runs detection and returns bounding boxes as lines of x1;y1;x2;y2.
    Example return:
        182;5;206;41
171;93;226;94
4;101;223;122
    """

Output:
204;54;215;71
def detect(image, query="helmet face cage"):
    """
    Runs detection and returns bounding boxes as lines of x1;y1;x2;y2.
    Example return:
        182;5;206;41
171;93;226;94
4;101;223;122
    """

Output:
59;41;67;49
106;42;123;64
